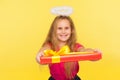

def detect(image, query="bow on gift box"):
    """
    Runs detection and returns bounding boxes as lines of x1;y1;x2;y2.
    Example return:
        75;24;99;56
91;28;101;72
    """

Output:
44;45;70;56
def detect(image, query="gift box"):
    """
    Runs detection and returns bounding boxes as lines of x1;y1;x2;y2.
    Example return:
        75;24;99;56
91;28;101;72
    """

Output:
40;52;102;64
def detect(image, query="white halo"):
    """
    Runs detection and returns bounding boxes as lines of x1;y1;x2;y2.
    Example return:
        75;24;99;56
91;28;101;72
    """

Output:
51;6;73;16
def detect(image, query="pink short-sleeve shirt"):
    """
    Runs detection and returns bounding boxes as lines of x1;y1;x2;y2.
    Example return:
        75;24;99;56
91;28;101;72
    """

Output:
49;43;84;80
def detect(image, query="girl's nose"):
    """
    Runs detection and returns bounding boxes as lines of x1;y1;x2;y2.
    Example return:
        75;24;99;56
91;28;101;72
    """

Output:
62;28;65;33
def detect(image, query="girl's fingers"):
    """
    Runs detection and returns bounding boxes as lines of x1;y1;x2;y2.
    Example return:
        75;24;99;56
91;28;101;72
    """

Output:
94;49;102;53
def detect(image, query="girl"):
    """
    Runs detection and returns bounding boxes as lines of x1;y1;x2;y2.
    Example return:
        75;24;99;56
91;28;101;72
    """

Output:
36;15;95;80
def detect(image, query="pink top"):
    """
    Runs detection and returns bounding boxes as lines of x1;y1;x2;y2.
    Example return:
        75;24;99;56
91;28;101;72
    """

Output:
49;43;84;80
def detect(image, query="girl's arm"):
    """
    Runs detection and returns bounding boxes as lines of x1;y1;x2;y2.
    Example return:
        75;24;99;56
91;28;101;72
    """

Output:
78;47;102;53
77;47;95;52
36;44;51;64
78;47;102;61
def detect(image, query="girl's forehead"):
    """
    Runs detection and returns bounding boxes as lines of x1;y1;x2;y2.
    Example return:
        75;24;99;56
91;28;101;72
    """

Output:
56;20;70;26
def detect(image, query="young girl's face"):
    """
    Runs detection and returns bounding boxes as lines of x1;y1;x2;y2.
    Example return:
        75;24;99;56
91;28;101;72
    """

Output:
56;19;71;43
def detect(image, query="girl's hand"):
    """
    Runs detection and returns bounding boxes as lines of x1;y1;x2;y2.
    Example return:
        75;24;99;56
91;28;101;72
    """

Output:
91;49;102;61
36;52;44;64
94;49;102;53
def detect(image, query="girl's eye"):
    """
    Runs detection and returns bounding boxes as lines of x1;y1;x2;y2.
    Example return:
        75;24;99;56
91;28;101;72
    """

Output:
58;27;62;30
65;27;70;30
65;27;69;29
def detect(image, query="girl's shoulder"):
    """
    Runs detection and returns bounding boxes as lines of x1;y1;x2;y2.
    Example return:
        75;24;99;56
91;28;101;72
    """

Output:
74;43;84;48
74;43;84;51
42;42;52;49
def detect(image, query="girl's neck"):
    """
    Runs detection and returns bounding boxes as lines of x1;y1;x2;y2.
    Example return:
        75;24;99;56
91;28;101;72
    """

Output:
58;41;67;48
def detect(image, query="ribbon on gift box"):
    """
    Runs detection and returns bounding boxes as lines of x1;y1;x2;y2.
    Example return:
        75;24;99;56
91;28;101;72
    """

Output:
44;45;71;56
40;46;102;64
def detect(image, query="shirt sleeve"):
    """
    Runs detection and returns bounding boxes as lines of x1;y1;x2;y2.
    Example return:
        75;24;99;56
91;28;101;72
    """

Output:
74;43;84;52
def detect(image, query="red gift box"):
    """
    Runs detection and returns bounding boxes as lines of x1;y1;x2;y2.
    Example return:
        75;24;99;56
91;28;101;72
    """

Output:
40;52;102;64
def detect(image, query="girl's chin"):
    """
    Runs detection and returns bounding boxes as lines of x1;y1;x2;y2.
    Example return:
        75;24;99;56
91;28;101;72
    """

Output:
57;36;70;42
58;39;68;42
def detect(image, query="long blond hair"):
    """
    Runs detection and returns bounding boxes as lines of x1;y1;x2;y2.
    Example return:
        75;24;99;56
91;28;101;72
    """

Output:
43;15;78;79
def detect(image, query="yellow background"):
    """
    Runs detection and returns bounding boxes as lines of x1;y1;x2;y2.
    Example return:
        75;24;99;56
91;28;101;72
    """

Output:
0;0;120;80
